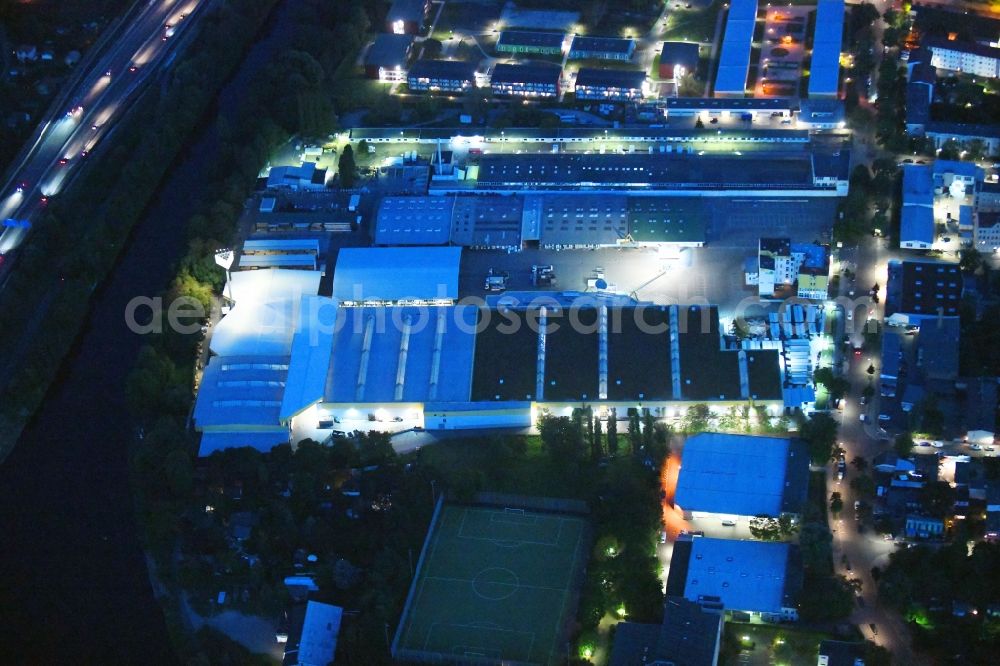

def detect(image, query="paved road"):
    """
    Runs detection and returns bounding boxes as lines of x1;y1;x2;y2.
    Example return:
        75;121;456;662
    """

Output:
829;232;928;664
0;0;206;269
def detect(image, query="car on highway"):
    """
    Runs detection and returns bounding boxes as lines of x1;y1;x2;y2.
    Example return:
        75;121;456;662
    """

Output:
58;157;69;165
129;65;138;73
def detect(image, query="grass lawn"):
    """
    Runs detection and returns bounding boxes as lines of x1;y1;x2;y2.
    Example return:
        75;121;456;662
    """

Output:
719;623;835;665
333;72;393;112
394;504;587;663
661;3;723;43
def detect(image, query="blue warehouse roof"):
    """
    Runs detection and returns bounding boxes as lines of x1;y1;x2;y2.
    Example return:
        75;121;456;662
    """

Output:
194;355;288;429
332;246;461;302
326;305;477;403
901;206;934;245
808;0;845;97
670;537;798;615
374;196;455;245
902;164;934;207
714;0;758;95
675;433;810;516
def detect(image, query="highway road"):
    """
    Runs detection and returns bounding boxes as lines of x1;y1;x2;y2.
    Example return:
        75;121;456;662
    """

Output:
0;0;206;276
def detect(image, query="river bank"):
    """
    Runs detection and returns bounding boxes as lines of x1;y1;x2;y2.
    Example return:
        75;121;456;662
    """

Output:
0;1;295;660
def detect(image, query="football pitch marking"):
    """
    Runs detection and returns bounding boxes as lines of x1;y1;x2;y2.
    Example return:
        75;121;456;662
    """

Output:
457;508;565;548
423;620;536;661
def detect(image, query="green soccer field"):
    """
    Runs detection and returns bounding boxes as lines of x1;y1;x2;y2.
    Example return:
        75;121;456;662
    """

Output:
395;504;588;665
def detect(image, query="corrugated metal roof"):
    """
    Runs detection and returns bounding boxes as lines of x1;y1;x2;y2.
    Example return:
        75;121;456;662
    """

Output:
326;305;477;403
902;164;934;207
808;0;845;97
374;196;454;246
281;295;337;421
900;206;934;245
239;255;317;269
212;270;322;357
193;355;289;429
198;431;290;457
681;537;794;614
675;433;808;516
714;0;759;95
332;247;461;302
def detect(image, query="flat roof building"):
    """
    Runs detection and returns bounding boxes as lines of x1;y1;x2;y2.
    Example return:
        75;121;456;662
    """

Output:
325;305;478;404
198;298;785;453
386;0;429;35
808;0;845;98
569;35;635;61
332;246;461;304
675;433;810;519
450;194;523;249
496;30;565;55
797;99;845;129
886;259;963;319
283;601;343;666
406;59;477;93
666;536;801;621
660;41;701;80
714;0;759;97
473;152;817;193
610;597;723;666
373;196;454;245
194;270;331;456
573;68;647;101
490;63;561;97
364;33;414;81
267;163;327;191
627;197;707;246
901;164;934;249
537;193;629;248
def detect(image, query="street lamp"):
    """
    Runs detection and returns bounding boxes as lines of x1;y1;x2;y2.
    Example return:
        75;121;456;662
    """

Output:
215;248;235;303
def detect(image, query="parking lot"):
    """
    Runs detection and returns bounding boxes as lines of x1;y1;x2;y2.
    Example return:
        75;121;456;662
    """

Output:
458;197;837;318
